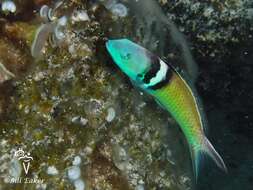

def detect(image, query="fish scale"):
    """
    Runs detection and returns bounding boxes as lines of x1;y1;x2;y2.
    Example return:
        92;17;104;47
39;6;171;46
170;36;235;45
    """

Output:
150;74;203;145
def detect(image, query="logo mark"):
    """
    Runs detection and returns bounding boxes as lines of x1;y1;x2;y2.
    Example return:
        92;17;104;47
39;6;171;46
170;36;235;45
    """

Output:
14;148;33;175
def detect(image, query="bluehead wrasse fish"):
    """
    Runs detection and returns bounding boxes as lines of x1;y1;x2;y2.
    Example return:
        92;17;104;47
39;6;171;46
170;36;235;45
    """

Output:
106;39;227;180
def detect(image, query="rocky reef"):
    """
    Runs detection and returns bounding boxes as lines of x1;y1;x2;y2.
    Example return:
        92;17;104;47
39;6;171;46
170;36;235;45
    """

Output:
0;0;252;190
160;0;252;62
0;1;192;189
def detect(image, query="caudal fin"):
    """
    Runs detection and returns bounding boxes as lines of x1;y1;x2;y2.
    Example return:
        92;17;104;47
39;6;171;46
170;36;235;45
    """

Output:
190;137;227;181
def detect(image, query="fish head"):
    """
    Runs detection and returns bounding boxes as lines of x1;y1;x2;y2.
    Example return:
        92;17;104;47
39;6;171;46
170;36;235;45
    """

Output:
106;39;151;80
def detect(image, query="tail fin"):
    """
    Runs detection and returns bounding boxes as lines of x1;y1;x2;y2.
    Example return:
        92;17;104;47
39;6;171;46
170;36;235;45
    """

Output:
190;137;227;181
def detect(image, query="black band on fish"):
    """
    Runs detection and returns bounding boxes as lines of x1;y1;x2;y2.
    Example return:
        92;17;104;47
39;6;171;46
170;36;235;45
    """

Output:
142;54;160;84
148;60;173;90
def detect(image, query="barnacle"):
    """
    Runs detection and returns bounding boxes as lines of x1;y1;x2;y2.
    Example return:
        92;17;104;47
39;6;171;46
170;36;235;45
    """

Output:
31;2;68;58
40;1;63;23
99;0;128;17
39;4;51;22
0;62;15;83
31;2;92;59
110;3;128;17
71;10;90;23
31;23;55;58
1;0;16;14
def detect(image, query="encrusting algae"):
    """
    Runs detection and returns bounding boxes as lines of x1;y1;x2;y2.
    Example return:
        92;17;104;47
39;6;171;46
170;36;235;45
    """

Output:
0;1;192;189
0;0;252;189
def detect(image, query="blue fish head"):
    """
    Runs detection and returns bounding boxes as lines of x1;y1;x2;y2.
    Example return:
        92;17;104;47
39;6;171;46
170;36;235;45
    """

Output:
106;39;151;80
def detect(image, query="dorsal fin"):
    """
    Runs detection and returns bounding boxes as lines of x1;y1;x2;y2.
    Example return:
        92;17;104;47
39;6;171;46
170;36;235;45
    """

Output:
171;65;209;133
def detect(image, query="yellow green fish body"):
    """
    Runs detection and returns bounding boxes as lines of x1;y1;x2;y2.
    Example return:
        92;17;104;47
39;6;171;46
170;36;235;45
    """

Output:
106;39;227;179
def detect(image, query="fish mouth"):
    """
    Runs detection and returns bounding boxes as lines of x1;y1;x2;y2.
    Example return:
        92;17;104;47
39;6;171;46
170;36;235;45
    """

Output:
106;40;117;55
105;39;123;50
105;40;112;51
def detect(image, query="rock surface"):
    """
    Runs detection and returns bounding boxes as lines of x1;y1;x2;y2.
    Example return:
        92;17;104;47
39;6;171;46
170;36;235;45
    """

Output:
0;0;252;190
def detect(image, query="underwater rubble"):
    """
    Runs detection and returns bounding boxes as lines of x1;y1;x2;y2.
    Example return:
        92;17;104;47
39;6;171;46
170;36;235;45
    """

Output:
0;0;252;189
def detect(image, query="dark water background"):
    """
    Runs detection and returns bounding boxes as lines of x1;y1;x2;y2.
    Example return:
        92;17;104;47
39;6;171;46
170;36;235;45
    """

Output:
127;1;253;188
196;41;253;190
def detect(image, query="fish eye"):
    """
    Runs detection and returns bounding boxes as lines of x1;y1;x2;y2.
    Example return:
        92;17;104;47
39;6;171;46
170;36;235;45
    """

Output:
120;53;131;60
137;73;144;79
